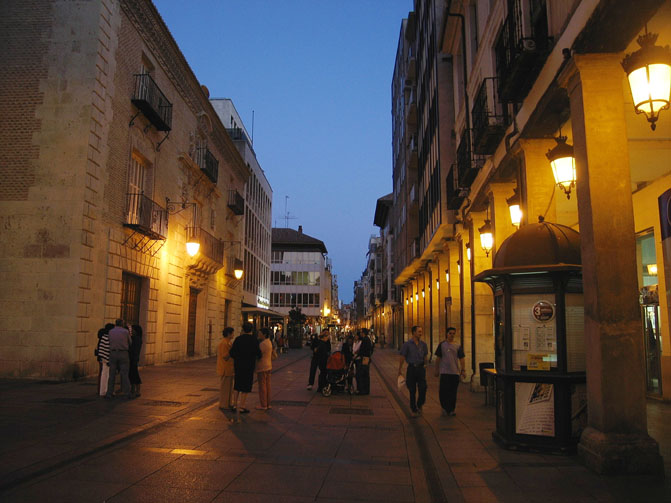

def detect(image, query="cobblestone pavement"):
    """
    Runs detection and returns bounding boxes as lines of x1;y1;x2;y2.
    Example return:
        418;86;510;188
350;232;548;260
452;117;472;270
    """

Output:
0;346;669;502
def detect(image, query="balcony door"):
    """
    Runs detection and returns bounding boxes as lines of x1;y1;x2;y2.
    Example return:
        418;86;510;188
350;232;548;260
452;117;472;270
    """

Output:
127;153;146;225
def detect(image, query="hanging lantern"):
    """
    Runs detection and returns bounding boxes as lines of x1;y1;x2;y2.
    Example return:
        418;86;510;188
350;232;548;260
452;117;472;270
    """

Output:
546;136;576;199
466;243;471;261
233;258;244;280
436;278;440;290
457;260;461;275
422;289;425;299
185;227;200;257
479;219;493;257
622;29;671;131
445;269;449;283
506;188;522;227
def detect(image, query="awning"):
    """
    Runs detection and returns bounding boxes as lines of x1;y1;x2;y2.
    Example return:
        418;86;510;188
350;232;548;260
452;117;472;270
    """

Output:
241;305;285;318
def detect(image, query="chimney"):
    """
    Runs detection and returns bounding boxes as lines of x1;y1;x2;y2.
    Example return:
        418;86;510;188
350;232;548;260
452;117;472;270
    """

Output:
298;225;303;234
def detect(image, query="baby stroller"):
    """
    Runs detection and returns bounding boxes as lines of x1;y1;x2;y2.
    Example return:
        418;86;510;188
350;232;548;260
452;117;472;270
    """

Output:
321;351;356;397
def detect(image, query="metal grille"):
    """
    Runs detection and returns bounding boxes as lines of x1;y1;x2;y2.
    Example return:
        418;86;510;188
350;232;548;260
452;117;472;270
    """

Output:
45;398;96;404
121;272;142;327
141;400;185;407
329;407;373;416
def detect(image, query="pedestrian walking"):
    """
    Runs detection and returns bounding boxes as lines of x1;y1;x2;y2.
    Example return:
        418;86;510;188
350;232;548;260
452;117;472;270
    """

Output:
356;328;373;395
256;327;274;410
96;323;113;397
230;321;261;422
105;319;132;399
129;324;143;398
435;327;466;416
217;327;235;410
315;331;331;392
307;332;320;390
398;326;429;416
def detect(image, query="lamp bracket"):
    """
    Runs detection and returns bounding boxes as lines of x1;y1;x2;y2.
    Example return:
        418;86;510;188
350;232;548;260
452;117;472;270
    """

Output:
166;197;197;215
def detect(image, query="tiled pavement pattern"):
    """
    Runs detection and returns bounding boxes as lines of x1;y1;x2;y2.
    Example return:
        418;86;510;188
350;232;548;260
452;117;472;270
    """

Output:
0;346;669;502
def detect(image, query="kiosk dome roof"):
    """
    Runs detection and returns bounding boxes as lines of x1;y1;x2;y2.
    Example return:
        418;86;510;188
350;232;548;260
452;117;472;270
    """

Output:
493;220;581;270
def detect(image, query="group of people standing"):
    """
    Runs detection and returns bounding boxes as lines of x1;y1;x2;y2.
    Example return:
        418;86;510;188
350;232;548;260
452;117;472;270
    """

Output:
216;321;277;423
398;325;466;416
95;319;143;399
307;327;373;395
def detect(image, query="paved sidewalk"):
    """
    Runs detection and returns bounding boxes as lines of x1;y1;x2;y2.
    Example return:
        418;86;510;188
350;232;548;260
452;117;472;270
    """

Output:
372;347;671;502
0;348;308;491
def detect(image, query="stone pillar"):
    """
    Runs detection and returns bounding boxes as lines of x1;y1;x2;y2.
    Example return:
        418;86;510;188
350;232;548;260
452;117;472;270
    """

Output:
519;139;558;224
559;54;662;475
470;211;495;388
490;183;518;255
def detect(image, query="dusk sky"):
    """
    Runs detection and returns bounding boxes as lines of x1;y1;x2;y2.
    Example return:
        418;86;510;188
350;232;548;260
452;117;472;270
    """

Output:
153;0;413;303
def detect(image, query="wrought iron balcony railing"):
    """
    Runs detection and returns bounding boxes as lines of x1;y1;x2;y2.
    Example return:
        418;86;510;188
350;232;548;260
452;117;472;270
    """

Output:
196;146;218;184
472;78;509;155
456;130;482;188
446;164;464;210
124;193;168;240
494;0;551;103
131;74;172;131
228;189;245;216
186;227;224;265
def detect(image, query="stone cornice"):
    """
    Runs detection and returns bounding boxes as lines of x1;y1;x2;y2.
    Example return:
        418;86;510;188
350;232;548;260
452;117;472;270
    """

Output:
121;0;249;184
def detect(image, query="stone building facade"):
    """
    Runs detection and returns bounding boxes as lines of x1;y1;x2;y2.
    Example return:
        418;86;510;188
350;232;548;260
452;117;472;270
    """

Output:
0;0;248;378
387;0;669;474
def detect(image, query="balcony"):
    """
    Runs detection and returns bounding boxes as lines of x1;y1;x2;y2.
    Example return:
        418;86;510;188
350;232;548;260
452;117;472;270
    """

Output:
456;131;483;189
197;146;218;184
472;78;508;155
228;189;245;215
131;74;172;131
186;226;224;272
446;164;464;211
494;0;551;103
124;193;168;240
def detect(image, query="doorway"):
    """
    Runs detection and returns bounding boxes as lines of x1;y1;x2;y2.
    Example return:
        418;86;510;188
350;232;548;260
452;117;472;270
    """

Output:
121;272;142;327
187;287;200;357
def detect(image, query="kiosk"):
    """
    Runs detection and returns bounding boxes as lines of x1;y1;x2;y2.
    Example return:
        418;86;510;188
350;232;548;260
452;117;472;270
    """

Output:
474;220;586;453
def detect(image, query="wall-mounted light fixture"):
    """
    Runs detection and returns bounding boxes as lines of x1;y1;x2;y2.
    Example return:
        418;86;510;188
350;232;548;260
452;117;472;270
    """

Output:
222;240;244;279
422;289;425;299
622;27;671;130
436;278;440;290
466;242;471;262
457;260;461;275
415;292;418;302
546;135;576;199
479;219;493;257
647;264;658;275
445;269;450;283
166;198;201;257
507;188;522;227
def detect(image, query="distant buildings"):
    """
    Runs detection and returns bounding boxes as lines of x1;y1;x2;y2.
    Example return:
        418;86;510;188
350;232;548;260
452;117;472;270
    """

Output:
270;226;335;332
210;99;273;327
0;0;248;377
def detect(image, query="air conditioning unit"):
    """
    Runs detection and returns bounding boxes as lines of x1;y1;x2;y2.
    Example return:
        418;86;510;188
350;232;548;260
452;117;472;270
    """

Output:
522;39;537;52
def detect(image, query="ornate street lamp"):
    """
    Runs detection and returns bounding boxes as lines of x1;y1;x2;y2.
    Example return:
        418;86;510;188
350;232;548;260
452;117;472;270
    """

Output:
622;28;671;131
507;188;522;227
185;227;200;257
233;258;244;280
479;219;493;257
546;135;576;199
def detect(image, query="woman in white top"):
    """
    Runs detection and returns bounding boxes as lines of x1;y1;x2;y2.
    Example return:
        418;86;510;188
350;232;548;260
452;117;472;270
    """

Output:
256;327;273;410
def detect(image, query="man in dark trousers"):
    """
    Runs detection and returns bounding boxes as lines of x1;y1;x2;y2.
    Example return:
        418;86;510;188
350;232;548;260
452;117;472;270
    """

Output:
105;319;132;399
230;321;261;423
356;328;373;395
307;332;320;390
398;325;429;416
315;331;331;392
434;327;466;416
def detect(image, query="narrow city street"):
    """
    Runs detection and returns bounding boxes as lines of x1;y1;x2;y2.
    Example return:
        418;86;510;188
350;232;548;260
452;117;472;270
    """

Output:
1;347;669;502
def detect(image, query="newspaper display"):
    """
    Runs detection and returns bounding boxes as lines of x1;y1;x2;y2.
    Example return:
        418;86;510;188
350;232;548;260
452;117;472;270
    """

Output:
515;382;555;436
511;294;557;370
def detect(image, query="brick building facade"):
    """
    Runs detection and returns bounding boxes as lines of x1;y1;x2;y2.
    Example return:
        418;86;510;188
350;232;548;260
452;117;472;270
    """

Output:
0;0;249;378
